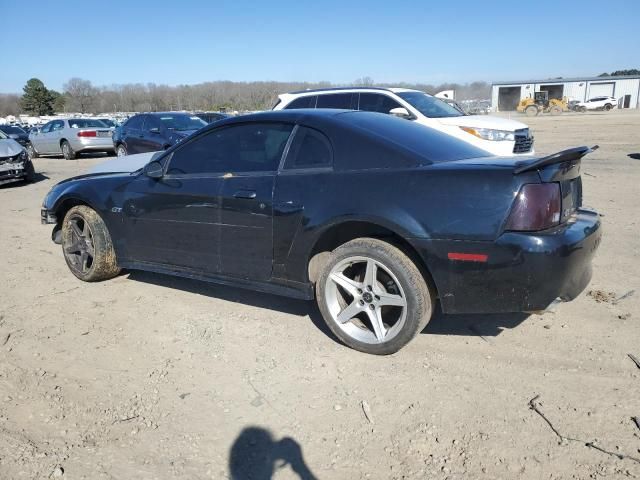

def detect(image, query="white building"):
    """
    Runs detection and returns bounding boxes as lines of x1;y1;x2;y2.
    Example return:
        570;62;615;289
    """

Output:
491;75;640;111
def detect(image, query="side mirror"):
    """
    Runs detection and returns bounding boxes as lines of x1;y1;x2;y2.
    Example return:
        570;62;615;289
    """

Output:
389;107;413;119
149;127;161;134
144;160;164;179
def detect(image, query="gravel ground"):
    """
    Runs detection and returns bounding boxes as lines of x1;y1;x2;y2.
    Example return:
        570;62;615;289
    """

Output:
0;110;639;479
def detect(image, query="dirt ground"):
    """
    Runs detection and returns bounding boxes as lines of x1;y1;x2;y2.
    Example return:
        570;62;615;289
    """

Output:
1;110;639;479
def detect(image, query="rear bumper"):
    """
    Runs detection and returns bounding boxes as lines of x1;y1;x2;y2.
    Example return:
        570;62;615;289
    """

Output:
412;210;602;314
72;137;115;152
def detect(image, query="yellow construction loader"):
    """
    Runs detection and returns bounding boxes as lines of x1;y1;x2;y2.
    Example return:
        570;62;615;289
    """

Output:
517;91;568;116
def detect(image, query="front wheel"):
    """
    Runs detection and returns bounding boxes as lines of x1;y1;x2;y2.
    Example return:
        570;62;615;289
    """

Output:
61;206;121;282
316;238;434;355
116;144;127;157
26;143;39;159
604;104;612;111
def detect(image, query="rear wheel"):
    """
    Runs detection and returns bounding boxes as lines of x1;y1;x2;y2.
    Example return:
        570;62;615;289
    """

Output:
579;106;587;113
525;105;539;117
549;105;562;115
61;206;121;282
316;238;434;355
61;140;76;160
116;144;127;157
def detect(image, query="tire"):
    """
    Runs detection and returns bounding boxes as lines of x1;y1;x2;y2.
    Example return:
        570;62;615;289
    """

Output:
316;238;434;355
604;104;612;111
116;144;127;157
580;106;587;113
23;160;36;183
549;106;562;115
61;205;121;282
26;143;39;159
61;140;76;160
524;105;539;117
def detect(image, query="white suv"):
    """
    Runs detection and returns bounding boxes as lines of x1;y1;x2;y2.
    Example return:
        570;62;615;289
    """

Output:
576;96;618;112
273;87;533;156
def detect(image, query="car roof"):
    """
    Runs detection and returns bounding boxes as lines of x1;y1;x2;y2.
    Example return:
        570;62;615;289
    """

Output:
283;86;422;96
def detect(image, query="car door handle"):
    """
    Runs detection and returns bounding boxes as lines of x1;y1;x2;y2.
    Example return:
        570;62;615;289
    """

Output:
233;190;257;199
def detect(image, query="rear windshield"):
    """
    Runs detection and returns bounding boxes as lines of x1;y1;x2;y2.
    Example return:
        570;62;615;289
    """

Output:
0;125;26;135
68;119;109;128
338;111;489;163
157;115;207;131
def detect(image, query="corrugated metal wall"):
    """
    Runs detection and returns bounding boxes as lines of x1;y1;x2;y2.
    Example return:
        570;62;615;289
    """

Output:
492;78;640;110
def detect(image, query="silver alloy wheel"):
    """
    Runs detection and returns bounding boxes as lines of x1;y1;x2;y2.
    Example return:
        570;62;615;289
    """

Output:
117;145;127;157
62;142;71;158
324;255;408;344
26;143;35;158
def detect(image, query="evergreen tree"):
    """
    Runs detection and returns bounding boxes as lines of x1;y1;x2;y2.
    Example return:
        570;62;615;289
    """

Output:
20;78;54;115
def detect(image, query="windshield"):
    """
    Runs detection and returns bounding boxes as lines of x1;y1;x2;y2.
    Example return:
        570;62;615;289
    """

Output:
158;115;207;131
0;130;7;140
0;125;26;135
69;119;109;128
397;91;463;118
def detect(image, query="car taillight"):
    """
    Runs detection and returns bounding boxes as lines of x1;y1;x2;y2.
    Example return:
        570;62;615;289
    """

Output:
77;130;96;137
505;183;561;231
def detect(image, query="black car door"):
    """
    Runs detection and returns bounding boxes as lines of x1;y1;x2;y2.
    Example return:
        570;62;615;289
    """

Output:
123;115;145;154
217;122;294;281
139;115;167;152
119;128;229;273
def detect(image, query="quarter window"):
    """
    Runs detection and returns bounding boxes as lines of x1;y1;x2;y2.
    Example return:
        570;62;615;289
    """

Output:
358;93;402;114
167;122;294;175
283;127;332;170
285;96;317;109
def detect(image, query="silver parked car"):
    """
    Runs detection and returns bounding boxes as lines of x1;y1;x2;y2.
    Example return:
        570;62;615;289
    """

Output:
27;118;115;159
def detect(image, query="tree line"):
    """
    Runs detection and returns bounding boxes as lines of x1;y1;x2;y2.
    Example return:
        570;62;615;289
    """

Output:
1;77;492;118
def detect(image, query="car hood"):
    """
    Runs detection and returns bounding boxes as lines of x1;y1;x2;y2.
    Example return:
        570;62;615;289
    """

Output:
0;138;24;157
437;114;529;131
88;151;158;174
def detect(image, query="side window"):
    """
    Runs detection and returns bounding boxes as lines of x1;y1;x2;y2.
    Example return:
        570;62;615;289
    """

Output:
358;93;402;114
316;93;355;109
284;126;332;170
145;116;162;132
125;115;143;130
167;122;294;175
40;122;53;133
51;120;64;131
284;96;317;109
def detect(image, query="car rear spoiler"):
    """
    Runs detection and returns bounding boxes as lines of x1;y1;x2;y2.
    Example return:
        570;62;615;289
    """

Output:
513;145;599;175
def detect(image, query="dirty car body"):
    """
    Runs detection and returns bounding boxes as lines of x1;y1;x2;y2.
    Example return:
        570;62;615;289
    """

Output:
42;110;601;353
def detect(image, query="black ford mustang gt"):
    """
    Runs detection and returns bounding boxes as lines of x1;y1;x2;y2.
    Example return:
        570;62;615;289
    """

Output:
41;110;602;355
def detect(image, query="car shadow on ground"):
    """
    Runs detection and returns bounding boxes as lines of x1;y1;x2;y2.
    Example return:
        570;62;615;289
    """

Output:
628;153;640;160
0;173;49;189
126;270;529;344
229;426;318;480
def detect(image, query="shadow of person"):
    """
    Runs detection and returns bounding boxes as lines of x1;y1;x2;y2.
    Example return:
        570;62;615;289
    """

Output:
229;427;318;480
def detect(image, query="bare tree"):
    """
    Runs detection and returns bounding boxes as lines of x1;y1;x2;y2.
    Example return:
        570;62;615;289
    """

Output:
63;78;98;113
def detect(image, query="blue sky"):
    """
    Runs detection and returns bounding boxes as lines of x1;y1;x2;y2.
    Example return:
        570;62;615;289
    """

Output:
2;0;639;92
